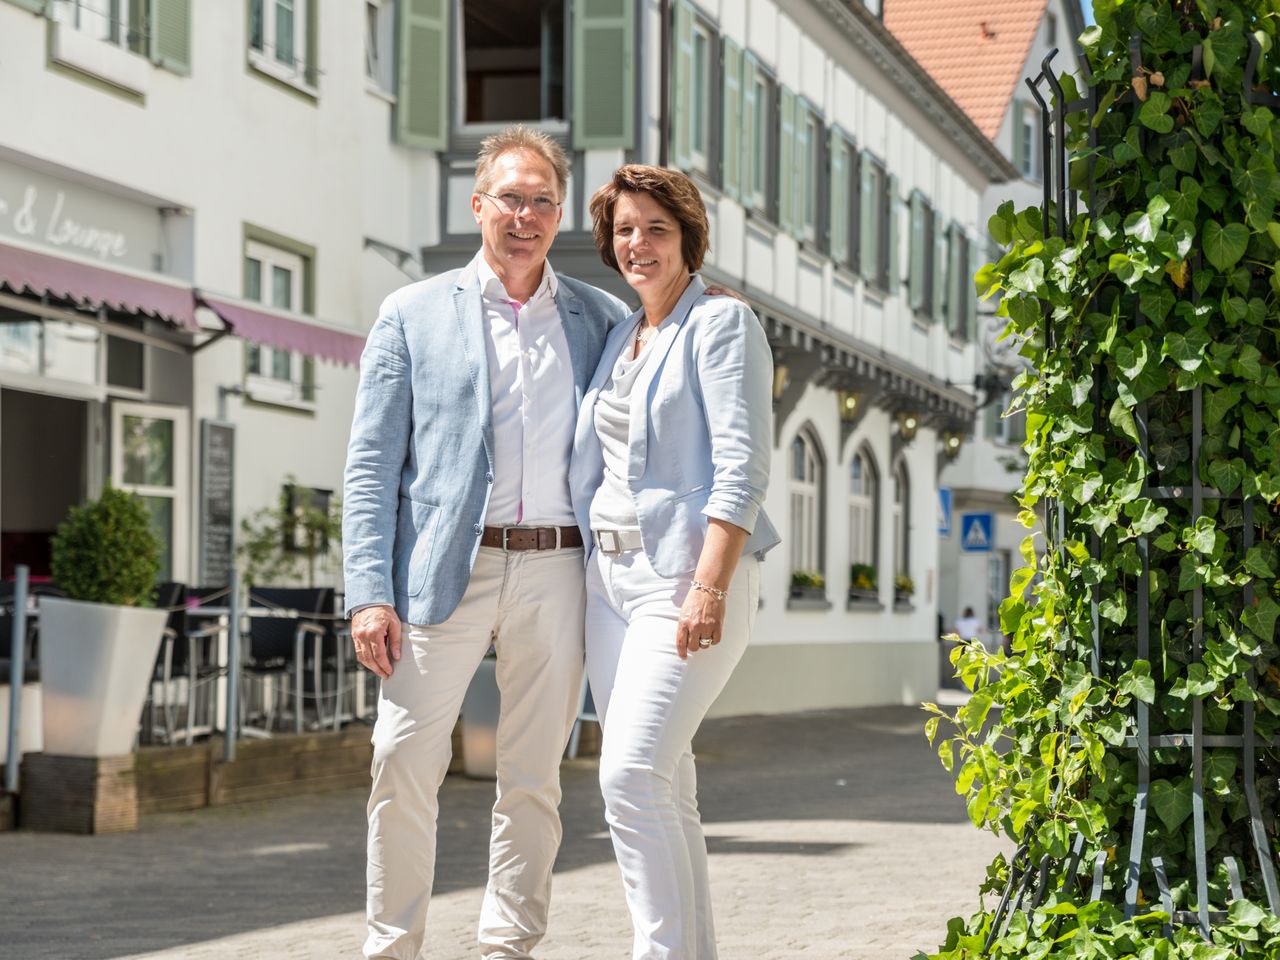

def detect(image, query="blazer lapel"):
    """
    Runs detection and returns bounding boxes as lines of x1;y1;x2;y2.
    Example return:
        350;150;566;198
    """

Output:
452;256;494;468
626;277;706;481
556;287;595;406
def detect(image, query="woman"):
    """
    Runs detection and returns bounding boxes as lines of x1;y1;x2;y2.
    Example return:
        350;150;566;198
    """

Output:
568;164;780;958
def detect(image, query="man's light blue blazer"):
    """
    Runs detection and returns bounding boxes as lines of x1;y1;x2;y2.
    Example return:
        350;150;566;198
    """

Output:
568;276;781;577
342;253;630;624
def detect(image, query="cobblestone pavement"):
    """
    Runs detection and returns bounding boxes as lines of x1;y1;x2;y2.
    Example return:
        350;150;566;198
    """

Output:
0;704;1007;960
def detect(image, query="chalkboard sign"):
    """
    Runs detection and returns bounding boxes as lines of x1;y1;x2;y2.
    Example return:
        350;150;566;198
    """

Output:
200;420;235;586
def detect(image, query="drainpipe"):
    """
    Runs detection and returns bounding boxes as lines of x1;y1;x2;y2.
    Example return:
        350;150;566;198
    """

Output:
658;0;671;167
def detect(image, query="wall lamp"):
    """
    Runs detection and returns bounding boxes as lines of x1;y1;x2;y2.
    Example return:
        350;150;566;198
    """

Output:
896;410;920;441
772;364;790;402
837;389;862;423
942;430;964;460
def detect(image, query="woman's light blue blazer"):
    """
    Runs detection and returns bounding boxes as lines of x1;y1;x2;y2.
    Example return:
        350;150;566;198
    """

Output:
568;275;781;577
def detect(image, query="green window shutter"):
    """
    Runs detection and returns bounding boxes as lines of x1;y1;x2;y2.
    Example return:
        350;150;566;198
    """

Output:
932;221;949;324
886;174;900;295
2;0;45;13
829;134;848;264
720;38;742;200
778;88;796;235
672;0;694;170
797;106;813;241
397;0;449;150
573;0;636;150
858;153;876;282
304;0;319;87
965;232;979;340
947;223;964;335
741;53;758;206
908;192;925;312
150;0;191;75
1011;99;1026;175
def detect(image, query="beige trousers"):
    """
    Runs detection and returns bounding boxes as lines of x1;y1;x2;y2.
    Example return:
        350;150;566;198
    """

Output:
364;545;586;960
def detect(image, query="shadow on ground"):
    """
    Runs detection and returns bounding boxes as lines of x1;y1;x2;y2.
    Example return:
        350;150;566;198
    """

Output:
0;704;965;959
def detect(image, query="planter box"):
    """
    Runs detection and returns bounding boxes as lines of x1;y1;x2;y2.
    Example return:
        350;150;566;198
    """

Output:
20;752;139;834
40;597;167;757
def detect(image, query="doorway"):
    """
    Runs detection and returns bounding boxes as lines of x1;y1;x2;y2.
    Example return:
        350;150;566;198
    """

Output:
1;388;88;580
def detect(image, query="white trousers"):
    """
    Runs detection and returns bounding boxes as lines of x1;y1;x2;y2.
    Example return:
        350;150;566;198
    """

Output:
585;547;760;960
365;546;586;960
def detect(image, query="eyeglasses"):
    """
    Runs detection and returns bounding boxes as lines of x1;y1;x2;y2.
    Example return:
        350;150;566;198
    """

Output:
479;191;562;215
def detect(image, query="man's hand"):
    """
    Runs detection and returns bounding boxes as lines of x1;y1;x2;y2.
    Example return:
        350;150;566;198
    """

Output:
352;604;401;679
704;283;747;304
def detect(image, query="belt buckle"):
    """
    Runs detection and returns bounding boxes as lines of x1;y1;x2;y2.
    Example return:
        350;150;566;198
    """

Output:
598;529;620;554
501;526;519;551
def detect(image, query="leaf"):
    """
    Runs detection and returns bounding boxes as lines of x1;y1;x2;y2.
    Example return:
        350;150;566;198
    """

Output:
1120;660;1157;703
1207;458;1245;496
1227;900;1268;927
1163;328;1210;371
1110;397;1140;441
1187;517;1218;555
1125;210;1158;243
1202;221;1249;271
1150;778;1193;833
1244;544;1276;578
1139;91;1174;133
1008;258;1044;294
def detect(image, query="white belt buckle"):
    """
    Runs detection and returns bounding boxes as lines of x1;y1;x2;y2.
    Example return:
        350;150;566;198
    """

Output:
597;529;621;554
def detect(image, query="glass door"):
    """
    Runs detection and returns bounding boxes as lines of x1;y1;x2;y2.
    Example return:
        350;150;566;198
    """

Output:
111;401;190;582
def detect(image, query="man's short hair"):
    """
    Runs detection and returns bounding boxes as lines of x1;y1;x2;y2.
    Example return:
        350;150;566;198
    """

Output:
474;126;570;200
589;164;709;274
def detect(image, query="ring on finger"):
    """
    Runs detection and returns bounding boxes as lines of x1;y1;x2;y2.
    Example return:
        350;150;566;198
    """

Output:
698;637;713;648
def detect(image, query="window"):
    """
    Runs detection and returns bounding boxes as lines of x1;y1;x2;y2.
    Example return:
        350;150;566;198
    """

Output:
789;429;824;576
690;21;713;171
1046;12;1057;45
243;240;316;406
859;153;890;289
947;225;972;340
249;0;312;87
988;549;1012;636
50;0;139;50
1016;103;1038;180
829;133;858;269
908;192;937;317
848;447;879;569
987;389;1028;446
462;0;566;124
892;459;910;581
796;105;822;244
743;58;775;215
112;402;190;582
365;0;397;96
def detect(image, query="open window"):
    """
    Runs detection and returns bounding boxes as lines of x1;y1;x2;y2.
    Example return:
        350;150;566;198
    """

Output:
461;0;566;124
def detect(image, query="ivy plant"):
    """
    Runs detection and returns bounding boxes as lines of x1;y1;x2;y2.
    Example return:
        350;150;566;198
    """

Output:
918;1;1280;957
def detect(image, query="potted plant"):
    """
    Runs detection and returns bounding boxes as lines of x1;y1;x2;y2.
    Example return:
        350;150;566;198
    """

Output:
847;563;878;603
40;483;167;757
892;573;915;607
789;569;826;600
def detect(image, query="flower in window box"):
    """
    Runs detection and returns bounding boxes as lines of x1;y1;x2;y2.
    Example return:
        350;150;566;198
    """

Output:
789;569;826;598
893;574;915;602
848;563;878;602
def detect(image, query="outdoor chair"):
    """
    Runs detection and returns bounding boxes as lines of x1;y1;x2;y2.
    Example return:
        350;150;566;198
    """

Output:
243;586;337;735
143;582;223;746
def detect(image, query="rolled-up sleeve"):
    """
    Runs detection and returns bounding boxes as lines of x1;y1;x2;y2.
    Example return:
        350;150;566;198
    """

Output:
342;293;413;616
694;300;773;534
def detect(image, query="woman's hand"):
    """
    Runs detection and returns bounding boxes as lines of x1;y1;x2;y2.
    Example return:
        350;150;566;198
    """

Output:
676;585;726;660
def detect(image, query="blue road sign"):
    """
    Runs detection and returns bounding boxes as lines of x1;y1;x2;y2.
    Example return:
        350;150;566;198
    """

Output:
960;512;995;552
938;488;952;536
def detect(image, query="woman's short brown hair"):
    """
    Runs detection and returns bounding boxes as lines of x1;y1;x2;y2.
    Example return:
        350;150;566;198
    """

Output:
589;164;709;274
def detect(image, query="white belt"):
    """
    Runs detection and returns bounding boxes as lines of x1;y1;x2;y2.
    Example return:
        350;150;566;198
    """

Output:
592;528;644;554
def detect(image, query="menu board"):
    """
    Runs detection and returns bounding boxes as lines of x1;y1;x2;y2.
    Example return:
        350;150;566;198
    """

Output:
199;420;235;587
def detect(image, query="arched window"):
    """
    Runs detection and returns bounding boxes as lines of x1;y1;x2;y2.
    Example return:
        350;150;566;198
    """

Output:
892;459;911;578
848;446;879;569
789;429;824;575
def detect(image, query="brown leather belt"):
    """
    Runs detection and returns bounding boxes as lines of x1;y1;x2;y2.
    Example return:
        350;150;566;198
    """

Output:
480;525;583;551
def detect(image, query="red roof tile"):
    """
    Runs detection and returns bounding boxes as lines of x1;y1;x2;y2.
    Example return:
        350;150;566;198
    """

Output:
883;0;1048;140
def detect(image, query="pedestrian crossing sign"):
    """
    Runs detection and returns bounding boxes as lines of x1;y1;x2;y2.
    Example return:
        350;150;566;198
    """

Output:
960;513;994;552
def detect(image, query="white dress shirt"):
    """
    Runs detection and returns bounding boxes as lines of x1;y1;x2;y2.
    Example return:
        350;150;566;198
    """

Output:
477;253;578;526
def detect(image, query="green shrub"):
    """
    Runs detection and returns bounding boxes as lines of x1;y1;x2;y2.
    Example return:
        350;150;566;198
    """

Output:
850;563;878;591
50;482;162;607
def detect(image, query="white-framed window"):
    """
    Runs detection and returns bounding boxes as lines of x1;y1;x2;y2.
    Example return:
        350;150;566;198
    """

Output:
828;132;858;269
892;458;910;580
112;400;190;582
744;59;775;215
249;0;311;86
461;0;566;125
848;447;878;569
789;429;823;576
1018;105;1038;180
243;240;316;407
50;0;136;49
859;153;890;289
365;0;397;97
908;192;937;317
689;19;713;173
987;389;1028;446
798;106;821;244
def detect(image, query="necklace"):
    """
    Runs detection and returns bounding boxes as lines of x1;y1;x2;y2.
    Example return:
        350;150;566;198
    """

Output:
634;319;658;351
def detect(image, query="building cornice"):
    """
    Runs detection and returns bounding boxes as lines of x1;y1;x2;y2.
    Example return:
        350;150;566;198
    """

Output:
803;0;1019;183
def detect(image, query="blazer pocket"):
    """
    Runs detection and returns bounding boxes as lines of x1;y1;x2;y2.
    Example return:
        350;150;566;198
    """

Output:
398;497;441;598
672;483;709;502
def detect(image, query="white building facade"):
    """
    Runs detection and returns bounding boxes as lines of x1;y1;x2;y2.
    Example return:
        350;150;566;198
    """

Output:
1;0;1016;715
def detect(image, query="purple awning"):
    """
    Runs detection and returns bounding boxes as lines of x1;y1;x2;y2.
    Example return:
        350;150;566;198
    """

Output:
197;294;366;367
0;239;199;329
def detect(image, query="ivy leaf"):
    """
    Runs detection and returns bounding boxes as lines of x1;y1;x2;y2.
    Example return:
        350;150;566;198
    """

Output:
1128;499;1168;535
1163;328;1210;371
1207;458;1245;496
1099;592;1127;625
1007;258;1044;294
1185;664;1218;697
1204;385;1241;428
1139;91;1174;133
1125;210;1158;243
1140;284;1175;323
1119;660;1156;703
1243;594;1280;644
1110;397;1140;439
1150;778;1193;833
1202;221;1249;271
1244;544;1276;578
1186;517;1218;555
1227;900;1269;927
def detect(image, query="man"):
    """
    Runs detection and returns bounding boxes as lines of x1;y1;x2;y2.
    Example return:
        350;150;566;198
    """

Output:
343;126;628;960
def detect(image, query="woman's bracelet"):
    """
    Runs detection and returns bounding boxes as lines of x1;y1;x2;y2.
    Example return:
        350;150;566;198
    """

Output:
691;579;728;602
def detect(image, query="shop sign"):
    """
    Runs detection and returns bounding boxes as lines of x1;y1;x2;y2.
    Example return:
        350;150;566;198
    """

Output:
0;157;165;272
